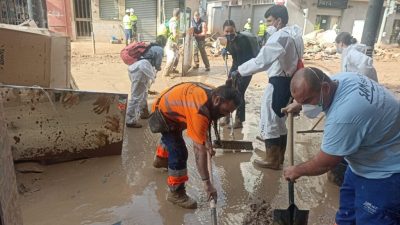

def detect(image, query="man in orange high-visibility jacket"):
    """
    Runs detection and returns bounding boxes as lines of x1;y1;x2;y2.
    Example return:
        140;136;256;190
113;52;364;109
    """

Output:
152;82;241;209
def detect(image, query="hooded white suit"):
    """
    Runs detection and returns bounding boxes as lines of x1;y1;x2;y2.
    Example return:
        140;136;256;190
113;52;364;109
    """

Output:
238;25;304;139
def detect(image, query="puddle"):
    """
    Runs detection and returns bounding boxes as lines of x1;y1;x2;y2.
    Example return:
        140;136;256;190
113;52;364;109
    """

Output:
17;56;340;225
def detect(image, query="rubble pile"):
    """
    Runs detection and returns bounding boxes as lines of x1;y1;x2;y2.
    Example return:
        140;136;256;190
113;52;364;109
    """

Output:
373;47;400;61
303;29;340;61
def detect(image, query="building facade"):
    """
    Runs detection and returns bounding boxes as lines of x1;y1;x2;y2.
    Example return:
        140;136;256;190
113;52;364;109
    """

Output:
207;0;400;44
45;0;200;42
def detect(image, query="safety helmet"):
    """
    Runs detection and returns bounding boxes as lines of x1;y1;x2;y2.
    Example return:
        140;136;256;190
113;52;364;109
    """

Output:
126;9;130;13
259;20;263;24
247;18;251;22
129;8;134;13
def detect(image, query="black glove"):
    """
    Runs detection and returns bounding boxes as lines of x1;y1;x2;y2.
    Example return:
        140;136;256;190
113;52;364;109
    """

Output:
229;70;241;80
227;70;240;88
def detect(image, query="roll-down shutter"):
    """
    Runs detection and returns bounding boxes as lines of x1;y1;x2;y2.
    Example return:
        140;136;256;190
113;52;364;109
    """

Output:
126;0;157;41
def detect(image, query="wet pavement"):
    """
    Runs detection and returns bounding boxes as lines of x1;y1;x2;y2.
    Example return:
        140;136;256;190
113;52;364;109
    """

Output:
17;72;339;225
15;44;347;224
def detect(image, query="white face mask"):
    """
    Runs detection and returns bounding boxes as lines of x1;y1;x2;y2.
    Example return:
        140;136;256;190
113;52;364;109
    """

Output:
302;88;324;119
336;46;343;54
266;26;277;36
302;104;323;118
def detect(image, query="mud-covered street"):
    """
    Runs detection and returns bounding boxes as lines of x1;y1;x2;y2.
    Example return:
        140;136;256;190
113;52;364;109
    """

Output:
16;42;400;225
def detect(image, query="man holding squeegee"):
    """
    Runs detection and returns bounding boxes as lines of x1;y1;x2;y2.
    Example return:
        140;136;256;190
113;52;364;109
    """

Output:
283;67;400;225
151;81;241;209
230;5;304;170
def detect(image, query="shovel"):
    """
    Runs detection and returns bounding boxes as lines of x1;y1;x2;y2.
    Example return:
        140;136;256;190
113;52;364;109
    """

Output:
297;115;324;134
212;121;254;151
207;151;218;225
212;57;253;151
273;113;309;225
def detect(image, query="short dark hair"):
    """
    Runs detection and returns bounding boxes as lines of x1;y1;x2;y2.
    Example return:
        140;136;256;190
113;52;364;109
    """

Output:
335;32;357;45
223;20;236;29
212;84;241;107
264;5;288;25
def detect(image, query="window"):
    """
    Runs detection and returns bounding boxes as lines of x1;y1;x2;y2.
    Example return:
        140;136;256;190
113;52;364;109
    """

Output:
99;0;119;20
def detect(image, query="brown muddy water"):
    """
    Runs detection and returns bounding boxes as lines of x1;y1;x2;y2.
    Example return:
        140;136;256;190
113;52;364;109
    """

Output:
17;68;339;225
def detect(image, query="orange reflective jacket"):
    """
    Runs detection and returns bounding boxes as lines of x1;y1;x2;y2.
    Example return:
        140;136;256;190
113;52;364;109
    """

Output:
152;83;213;144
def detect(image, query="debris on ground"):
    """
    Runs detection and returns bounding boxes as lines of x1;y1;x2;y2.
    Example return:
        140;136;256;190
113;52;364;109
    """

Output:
374;47;400;61
303;29;340;61
242;199;273;225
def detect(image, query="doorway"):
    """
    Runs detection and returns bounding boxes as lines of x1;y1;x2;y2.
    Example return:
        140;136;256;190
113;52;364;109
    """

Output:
316;15;331;30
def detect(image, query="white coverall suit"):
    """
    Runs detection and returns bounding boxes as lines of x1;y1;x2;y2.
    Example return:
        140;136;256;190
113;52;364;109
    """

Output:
341;44;378;82
238;25;304;140
126;46;163;124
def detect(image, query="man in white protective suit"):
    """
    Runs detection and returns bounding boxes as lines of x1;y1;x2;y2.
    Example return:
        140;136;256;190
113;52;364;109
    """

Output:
126;45;164;128
230;5;304;170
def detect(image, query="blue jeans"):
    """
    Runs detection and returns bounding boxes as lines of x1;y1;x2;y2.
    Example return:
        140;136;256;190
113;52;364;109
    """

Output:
160;131;188;191
124;29;132;45
336;167;400;225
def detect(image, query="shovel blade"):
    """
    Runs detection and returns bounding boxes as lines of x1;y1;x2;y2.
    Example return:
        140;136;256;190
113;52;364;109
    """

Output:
213;140;253;150
273;204;309;225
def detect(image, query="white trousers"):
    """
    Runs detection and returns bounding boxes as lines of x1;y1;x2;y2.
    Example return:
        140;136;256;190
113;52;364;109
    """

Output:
259;83;288;140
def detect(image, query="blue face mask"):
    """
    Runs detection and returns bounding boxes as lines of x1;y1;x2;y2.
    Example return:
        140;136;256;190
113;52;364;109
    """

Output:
226;33;236;42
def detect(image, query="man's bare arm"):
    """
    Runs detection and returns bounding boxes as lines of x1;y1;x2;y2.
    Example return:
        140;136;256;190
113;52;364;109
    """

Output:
284;150;343;182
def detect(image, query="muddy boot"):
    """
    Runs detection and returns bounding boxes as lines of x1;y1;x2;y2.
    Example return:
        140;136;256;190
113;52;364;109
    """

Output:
193;64;199;69
167;188;197;209
253;139;281;170
228;119;243;129
140;105;150;119
126;122;142;128
219;116;230;126
153;156;168;169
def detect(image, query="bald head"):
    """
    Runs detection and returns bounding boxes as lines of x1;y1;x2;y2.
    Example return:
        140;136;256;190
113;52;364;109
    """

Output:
291;67;332;104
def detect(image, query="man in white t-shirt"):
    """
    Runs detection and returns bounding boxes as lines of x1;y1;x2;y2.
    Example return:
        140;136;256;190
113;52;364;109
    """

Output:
283;67;400;225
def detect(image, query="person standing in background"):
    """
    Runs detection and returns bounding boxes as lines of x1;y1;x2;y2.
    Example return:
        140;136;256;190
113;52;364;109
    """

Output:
257;20;267;47
162;8;181;77
335;32;378;82
129;8;138;41
192;11;210;71
220;20;259;129
122;9;132;46
243;18;252;32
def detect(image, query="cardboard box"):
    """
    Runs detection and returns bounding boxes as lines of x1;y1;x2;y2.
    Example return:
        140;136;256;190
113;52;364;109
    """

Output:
0;24;71;88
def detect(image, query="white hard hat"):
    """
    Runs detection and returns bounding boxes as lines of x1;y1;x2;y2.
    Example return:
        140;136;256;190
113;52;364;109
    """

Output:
259;20;263;23
126;9;130;13
129;8;134;13
247;18;251;22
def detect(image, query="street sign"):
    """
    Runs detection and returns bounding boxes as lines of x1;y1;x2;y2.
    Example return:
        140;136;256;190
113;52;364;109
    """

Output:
317;0;348;9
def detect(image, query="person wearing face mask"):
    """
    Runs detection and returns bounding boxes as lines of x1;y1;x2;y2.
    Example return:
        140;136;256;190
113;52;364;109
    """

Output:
335;32;378;82
151;81;241;209
282;67;400;225
230;5;304;170
219;20;259;129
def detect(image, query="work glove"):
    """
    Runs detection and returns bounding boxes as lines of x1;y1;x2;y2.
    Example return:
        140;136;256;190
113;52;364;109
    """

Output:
221;48;228;60
229;70;241;88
